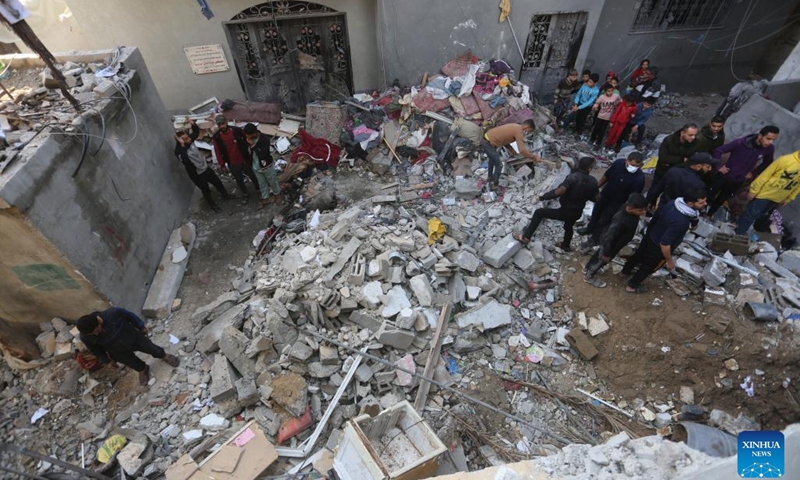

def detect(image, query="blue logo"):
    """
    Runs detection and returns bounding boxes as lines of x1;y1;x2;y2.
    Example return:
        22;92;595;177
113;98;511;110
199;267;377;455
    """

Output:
738;431;784;478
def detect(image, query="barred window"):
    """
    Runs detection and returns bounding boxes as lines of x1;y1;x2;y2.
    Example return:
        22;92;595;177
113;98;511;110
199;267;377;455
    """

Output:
632;0;731;32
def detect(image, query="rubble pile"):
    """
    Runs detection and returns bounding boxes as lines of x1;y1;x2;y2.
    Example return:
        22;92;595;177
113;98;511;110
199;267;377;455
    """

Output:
0;56;130;152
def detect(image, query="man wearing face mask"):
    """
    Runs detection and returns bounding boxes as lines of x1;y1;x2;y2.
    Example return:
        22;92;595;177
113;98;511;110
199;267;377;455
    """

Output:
578;151;645;248
707;125;779;216
646;153;718;209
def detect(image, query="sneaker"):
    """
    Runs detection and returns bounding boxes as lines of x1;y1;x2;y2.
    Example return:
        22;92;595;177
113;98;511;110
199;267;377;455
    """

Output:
584;276;607;288
138;366;150;386
162;354;180;367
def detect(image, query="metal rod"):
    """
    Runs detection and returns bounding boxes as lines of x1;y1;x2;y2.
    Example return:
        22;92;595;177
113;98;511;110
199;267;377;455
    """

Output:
576;388;635;419
0;443;111;480
287;322;573;446
505;14;526;63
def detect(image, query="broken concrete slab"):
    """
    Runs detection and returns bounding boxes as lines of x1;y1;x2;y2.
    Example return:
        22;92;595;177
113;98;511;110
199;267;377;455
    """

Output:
289;341;315;362
450;250;481;273
482;233;522;268
587;316;610;336
197;304;248;353
142;222;196;318
347;310;382;332
454;300;512;330
381;285;412;318
219;325;256;377
512;248;536;271
702;257;730;287
210;354;240;403
386;234;416;252
409;274;434;307
308;362;340;378
375;322;415;350
394;354;415;386
191;291;239;323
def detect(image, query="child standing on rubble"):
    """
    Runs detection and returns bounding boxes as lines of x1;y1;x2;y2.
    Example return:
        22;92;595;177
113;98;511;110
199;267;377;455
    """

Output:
590;85;621;148
583;193;648;288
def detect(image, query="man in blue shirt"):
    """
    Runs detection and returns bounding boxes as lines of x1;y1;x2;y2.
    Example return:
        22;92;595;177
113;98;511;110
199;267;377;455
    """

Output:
614;98;654;152
620;189;707;293
578;151;645;248
562;73;600;137
78;308;179;386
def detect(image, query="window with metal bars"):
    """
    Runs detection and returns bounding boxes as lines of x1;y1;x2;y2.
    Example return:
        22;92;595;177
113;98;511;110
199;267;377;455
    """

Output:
631;0;731;32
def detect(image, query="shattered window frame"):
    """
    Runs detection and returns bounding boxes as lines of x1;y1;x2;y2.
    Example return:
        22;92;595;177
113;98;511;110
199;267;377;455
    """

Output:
630;0;732;33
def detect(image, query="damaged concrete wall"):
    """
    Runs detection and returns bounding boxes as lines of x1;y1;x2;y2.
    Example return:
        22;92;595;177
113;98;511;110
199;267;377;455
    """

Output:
587;0;798;94
47;0;378;111
376;0;606;89
0;47;193;327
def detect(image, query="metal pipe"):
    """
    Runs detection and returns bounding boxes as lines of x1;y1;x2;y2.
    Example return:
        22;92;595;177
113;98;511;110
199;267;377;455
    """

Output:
287;322;573;446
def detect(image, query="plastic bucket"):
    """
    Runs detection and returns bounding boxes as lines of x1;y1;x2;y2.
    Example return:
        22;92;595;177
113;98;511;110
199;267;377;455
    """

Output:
673;422;738;458
743;302;778;322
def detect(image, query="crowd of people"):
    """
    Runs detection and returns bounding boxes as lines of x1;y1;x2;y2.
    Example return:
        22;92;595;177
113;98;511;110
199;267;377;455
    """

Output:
514;59;800;294
174;115;284;212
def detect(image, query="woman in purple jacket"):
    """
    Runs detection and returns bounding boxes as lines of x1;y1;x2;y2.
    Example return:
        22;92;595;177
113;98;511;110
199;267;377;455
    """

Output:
708;125;780;216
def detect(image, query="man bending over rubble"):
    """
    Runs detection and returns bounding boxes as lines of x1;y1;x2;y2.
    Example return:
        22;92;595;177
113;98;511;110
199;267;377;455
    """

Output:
621;189;707;293
482;119;540;190
77;308;179;386
513;157;598;251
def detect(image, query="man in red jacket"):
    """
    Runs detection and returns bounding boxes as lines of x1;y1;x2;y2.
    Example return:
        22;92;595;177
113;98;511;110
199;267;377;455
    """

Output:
212;115;261;199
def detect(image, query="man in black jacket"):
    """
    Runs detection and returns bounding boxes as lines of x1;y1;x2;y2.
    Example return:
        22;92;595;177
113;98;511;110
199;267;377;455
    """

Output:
621;190;707;293
77;308;179;386
584;193;647;288
514;157;598;251
646;152;718;208
653;123;699;191
243;123;282;206
175;121;231;212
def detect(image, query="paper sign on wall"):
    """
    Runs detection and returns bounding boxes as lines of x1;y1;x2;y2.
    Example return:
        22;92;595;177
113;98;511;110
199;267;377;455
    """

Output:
184;44;230;75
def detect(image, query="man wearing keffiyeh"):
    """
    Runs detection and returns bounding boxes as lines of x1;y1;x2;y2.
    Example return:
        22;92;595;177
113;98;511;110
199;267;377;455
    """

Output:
620;190;708;293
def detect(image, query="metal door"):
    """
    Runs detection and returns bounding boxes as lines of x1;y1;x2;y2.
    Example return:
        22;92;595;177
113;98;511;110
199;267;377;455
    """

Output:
224;5;353;113
520;12;587;103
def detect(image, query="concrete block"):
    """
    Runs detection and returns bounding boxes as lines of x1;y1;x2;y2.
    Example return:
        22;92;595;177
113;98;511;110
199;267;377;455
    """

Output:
450;250;481;272
319;345;339;364
693;218;717;238
245;335;273;358
375;322;415;350
196;303;247;353
675;257;703;283
348;253;366;286
449;273;467;304
192;291;239;323
394;354;415;386
209;354;239;402
235;376;260;407
308;362;339;378
482;233;522;268
386;234;415;252
454;177;480;197
396;308;417;329
778;250;800;277
142;222;196;318
354;364;374;382
420;254;438;270
588;316;610;336
360;281;383;309
704;286;727;306
454;300;512;330
371;154;392;175
289;341;314;362
367;258;389;279
387;266;405;284
466;285;481;300
409;274;433;307
80;73;97;90
512;248;536;271
93;79;117;98
702;257;730;286
324;237;362;285
219;325;255;377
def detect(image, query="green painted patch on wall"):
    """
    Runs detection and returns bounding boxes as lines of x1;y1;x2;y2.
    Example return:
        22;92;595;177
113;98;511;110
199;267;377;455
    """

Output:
12;264;81;291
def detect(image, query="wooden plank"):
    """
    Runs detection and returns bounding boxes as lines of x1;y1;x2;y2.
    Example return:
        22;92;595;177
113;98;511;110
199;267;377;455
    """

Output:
413;303;452;412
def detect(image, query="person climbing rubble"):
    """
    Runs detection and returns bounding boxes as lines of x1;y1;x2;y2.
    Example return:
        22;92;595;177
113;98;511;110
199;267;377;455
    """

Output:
735;149;800;235
646;152;718;210
481;119;540;190
77;308;179;386
621;190;707;293
584;193;648;288
513;157;598;251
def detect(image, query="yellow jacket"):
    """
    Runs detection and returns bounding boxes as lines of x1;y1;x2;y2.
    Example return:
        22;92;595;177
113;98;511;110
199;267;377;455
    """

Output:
749;151;800;203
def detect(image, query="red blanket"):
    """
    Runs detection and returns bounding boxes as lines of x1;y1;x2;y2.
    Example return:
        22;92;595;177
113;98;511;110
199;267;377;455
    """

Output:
290;129;341;168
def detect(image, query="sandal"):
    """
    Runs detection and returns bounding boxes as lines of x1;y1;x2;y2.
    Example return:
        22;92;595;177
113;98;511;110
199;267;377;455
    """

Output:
584;277;607;288
512;232;530;245
626;285;649;294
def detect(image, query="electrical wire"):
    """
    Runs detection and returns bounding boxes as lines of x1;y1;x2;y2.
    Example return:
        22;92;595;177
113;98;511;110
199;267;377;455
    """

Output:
728;0;757;81
112;79;139;144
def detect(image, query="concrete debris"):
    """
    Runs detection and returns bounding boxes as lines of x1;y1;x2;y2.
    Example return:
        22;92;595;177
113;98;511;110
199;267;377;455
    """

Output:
455;300;512;330
482;233;522;268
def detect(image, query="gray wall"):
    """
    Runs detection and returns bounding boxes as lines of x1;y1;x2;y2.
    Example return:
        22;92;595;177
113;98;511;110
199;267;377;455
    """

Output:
376;0;606;89
587;0;799;94
47;0;378;112
0;48;194;313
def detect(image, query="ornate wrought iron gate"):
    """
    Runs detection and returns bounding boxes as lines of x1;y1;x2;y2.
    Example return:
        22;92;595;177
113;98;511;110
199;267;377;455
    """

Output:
224;2;353;113
519;12;588;103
